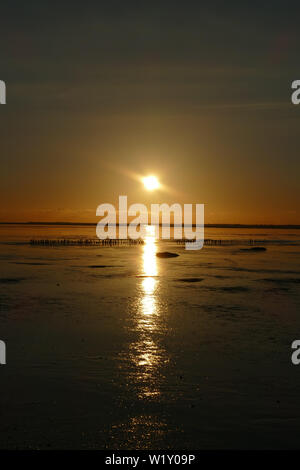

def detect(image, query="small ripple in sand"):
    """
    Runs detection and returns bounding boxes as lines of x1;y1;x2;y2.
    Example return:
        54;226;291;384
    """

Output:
207;285;250;293
260;278;300;285
88;265;116;268
0;277;26;284
13;262;50;266
72;265;124;269
136;275;159;278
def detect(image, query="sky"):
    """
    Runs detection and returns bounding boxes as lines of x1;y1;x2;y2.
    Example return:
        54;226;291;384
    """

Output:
0;1;299;224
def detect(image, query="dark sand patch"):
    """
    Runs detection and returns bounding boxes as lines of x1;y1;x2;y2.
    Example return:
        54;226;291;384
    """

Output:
202;303;260;321
207;285;250;293
156;252;179;258
265;287;290;294
92;273;128;279
88;265;123;268
13;262;50;266
178;278;204;283
0;277;26;284
240;247;267;252
211;275;231;279
228;267;300;275
260;278;300;285
220;286;250;292
72;265;123;268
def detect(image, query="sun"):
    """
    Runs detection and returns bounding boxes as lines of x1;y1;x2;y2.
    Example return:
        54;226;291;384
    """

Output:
142;175;160;191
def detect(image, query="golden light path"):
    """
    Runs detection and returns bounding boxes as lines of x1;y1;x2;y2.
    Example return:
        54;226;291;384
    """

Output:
130;225;167;399
141;225;157;321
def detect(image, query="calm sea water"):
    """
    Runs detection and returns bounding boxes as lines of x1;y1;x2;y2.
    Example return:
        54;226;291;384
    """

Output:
0;224;300;449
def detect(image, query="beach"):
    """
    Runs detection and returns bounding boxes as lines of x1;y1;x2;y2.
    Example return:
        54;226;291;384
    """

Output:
0;224;300;449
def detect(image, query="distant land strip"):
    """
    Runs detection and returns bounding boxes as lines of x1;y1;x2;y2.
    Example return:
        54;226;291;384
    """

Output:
0;222;299;229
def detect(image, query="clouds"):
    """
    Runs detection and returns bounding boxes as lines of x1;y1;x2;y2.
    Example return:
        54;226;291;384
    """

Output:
0;1;299;223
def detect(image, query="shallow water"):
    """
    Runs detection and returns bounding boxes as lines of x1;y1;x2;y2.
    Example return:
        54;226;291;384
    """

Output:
0;225;300;449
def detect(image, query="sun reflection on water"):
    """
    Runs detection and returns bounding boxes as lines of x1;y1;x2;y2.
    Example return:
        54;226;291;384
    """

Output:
143;225;157;277
141;225;158;327
129;225;167;399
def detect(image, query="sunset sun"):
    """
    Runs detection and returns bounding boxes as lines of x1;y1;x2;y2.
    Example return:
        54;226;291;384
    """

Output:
142;175;160;191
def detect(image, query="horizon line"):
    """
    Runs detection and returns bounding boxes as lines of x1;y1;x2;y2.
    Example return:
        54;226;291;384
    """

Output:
0;222;299;229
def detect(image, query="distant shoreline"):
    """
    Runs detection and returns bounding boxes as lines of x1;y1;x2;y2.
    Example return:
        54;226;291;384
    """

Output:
0;222;299;229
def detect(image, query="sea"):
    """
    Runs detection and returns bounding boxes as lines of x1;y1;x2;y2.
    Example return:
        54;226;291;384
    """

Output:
0;224;300;449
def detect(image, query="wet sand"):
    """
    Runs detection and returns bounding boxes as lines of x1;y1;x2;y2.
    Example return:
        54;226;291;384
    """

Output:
0;225;300;449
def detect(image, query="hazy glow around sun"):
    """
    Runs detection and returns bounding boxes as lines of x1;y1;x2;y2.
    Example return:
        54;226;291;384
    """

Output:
142;175;160;191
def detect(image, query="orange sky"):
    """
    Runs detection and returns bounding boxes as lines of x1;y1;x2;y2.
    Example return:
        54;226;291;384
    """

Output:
0;3;299;224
